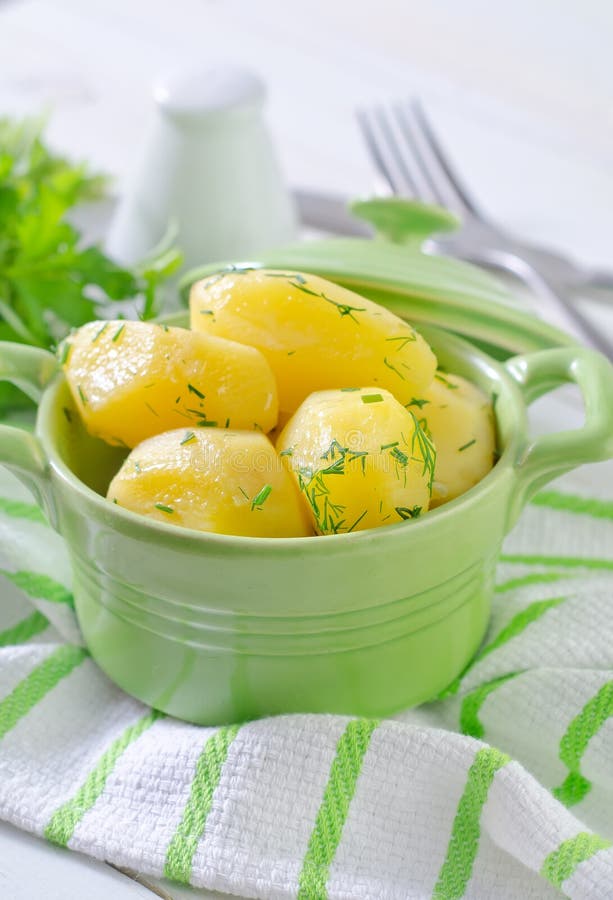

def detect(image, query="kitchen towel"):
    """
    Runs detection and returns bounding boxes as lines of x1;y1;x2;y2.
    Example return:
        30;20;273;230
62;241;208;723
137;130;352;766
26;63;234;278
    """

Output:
0;463;612;899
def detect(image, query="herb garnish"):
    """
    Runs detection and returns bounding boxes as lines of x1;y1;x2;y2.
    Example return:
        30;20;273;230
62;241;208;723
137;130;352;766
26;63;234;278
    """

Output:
434;373;459;390
111;323;125;342
383;356;406;381
390;446;409;466
57;340;71;365
347;509;368;532
406;397;429;409
361;393;383;403
251;484;273;511
154;503;174;514
144;402;159;417
77;385;87;405
395;505;422;520
407;410;437;493
0;113;181;398
288;278;366;322
187;383;205;399
180;431;196;445
92;323;108;343
297;440;370;533
385;334;416;349
458;439;476;452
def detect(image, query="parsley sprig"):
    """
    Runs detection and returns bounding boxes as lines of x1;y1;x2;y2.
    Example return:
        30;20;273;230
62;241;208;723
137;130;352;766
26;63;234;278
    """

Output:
0;115;182;390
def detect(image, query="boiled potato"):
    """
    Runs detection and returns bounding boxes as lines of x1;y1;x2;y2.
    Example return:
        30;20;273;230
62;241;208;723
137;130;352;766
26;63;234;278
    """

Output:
277;388;434;534
420;371;496;507
190;268;436;415
108;429;312;538
60;320;278;447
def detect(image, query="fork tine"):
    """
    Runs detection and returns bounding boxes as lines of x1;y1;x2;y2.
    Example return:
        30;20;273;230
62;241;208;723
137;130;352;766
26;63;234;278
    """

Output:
391;103;450;208
356;107;416;197
407;99;482;218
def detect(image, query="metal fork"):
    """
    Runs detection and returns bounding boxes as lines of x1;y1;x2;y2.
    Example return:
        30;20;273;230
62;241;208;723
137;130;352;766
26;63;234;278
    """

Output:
357;100;613;360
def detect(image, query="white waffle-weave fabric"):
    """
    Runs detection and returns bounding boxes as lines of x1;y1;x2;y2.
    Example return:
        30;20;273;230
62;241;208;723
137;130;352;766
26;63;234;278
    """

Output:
0;460;612;900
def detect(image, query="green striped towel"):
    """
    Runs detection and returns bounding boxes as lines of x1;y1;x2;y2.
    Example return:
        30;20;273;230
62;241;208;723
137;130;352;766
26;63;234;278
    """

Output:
0;462;612;899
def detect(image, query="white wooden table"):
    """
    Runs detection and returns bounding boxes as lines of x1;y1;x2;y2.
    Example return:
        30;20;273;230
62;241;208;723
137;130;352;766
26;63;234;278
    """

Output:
0;0;612;895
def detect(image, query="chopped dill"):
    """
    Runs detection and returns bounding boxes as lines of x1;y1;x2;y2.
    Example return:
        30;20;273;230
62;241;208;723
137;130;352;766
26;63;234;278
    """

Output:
434;373;458;389
199;309;215;315
91;323;108;343
340;387;360;392
144;402;159;417
289;280;365;322
77;385;87;405
154;503;174;514
380;441;399;450
197;420;218;428
347;509;368;532
251;484;273;510
279;448;294;457
407;410;437;493
287;350;296;356
238;486;250;500
111;324;125;342
406;398;429;409
187;383;205;399
134;460;141;472
383;356;406;381
62;407;72;423
57;340;71;365
225;418;230;428
395;505;422;520
361;393;383;403
458;439;476;452
390;446;409;466
385;334;416;349
180;431;196;445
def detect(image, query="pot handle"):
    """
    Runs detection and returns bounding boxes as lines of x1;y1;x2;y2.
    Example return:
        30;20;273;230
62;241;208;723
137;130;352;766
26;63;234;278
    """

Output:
0;342;58;517
505;346;613;520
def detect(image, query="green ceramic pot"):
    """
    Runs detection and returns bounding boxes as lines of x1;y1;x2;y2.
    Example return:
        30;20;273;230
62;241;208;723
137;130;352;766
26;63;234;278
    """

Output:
1;257;612;725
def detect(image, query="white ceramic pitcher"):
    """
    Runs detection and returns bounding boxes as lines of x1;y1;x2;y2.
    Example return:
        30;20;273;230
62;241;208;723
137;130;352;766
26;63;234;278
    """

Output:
106;65;298;269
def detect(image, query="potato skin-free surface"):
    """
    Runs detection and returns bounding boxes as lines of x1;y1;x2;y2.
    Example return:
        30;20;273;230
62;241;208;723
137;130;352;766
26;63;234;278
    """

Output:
190;268;437;415
61;320;278;447
277;388;434;534
108;429;312;538
421;371;496;507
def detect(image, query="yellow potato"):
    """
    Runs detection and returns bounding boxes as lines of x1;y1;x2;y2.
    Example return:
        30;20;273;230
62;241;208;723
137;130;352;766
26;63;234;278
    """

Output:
190;268;436;415
420;371;496;506
60;320;278;447
108;429;312;538
277;387;434;534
